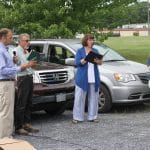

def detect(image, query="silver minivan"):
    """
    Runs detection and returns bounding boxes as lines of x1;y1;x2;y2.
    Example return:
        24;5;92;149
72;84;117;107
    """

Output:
30;39;150;112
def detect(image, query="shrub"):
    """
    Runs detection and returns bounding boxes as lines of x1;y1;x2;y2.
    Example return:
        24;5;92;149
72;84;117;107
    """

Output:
133;32;139;36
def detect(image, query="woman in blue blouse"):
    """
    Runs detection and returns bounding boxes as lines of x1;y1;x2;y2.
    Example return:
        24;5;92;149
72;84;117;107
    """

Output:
73;34;102;123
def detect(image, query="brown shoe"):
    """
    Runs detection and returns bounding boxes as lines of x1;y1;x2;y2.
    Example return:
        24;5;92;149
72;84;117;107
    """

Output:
23;123;39;133
15;128;29;135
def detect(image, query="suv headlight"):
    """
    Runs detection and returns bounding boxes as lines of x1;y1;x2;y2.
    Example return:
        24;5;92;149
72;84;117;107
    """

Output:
33;72;41;83
67;66;75;80
114;73;136;83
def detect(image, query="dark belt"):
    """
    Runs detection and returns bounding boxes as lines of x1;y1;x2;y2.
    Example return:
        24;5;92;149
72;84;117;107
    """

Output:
18;74;33;79
19;74;32;77
0;79;15;81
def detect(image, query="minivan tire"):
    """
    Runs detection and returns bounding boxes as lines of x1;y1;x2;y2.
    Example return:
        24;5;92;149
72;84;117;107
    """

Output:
99;84;112;113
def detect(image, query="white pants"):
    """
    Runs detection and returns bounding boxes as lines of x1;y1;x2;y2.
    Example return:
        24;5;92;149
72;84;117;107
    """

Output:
73;84;99;121
0;81;15;138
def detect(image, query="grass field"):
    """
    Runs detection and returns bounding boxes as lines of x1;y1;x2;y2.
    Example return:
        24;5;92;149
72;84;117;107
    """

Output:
103;36;150;64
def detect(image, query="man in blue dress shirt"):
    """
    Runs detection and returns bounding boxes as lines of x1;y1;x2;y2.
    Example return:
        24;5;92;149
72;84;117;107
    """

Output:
0;28;35;138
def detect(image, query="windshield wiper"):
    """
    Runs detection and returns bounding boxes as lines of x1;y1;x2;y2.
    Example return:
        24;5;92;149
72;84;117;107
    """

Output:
104;59;126;62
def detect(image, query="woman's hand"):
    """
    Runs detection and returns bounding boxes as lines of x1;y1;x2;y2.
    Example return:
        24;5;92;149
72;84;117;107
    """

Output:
147;66;150;69
94;58;103;65
80;58;87;65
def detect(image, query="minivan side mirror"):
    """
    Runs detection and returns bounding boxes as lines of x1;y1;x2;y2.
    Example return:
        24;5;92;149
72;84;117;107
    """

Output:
65;58;75;66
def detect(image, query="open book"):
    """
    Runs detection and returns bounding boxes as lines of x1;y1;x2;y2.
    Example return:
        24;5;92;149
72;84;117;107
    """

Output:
85;51;103;63
147;58;150;66
27;50;40;62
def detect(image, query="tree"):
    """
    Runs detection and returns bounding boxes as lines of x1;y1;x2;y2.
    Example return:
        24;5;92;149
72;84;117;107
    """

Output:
125;2;150;24
0;0;138;38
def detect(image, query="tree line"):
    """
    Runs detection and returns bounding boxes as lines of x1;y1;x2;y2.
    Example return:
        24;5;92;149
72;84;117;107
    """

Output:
0;0;149;39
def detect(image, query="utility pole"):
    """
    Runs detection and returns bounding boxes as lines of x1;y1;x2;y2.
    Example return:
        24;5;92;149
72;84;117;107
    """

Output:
148;8;150;36
148;0;150;36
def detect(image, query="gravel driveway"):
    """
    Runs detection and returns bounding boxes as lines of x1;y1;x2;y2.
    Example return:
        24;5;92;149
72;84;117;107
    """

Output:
15;103;150;150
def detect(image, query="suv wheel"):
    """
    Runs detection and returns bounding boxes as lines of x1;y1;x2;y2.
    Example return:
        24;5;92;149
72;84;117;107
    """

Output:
98;84;112;113
45;101;67;115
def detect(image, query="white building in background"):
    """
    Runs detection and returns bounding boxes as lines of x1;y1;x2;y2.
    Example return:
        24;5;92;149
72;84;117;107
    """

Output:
75;33;84;38
99;23;150;37
122;23;148;29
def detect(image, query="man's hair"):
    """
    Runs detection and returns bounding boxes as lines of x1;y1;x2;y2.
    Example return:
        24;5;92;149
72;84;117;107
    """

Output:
0;28;12;39
18;33;30;42
82;34;94;46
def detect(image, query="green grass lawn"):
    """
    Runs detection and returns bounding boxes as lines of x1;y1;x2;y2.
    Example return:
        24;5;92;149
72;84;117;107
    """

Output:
103;36;150;64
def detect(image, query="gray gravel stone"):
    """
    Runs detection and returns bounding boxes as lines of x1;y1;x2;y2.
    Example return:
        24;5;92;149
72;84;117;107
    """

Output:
15;104;150;150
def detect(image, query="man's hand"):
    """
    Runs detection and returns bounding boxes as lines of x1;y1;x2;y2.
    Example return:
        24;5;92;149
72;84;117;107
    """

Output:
13;56;19;64
20;61;37;71
28;60;37;67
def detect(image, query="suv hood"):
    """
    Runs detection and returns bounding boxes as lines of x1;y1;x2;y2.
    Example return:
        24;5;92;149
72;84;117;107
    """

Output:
33;62;65;70
101;60;149;74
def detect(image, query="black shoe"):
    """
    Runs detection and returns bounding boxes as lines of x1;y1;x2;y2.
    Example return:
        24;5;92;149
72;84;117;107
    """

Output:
88;119;99;123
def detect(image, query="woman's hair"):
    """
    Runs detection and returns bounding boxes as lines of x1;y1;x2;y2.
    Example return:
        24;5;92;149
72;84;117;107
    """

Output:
82;34;94;46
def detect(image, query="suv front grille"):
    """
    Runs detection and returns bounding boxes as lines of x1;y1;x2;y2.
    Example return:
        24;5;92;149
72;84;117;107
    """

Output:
138;73;150;84
39;71;68;84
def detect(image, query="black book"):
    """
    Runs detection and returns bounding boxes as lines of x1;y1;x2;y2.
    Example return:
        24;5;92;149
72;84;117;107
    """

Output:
27;50;40;62
85;51;103;63
147;58;150;66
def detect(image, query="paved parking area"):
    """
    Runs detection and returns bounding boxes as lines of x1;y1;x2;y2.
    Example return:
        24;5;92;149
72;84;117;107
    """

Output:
15;104;150;150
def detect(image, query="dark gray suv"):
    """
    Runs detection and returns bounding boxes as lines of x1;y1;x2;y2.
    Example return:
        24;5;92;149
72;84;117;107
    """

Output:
8;44;75;115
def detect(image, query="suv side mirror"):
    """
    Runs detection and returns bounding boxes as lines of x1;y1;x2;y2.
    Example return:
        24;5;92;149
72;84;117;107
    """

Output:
65;58;75;66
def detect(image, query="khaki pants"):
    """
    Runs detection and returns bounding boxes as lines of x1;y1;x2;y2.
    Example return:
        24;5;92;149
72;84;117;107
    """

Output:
0;81;15;138
0;137;37;150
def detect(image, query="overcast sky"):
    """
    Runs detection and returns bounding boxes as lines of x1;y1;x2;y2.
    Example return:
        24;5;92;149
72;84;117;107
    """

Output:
138;0;150;2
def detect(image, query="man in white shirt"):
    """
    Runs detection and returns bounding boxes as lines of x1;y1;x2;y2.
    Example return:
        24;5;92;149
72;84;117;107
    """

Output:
13;33;39;135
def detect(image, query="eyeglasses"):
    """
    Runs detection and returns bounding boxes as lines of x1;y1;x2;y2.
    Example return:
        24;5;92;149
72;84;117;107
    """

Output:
22;39;30;42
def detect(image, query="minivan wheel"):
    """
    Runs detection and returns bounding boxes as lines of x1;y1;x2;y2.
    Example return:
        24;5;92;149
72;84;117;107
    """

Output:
44;101;67;115
98;84;112;113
